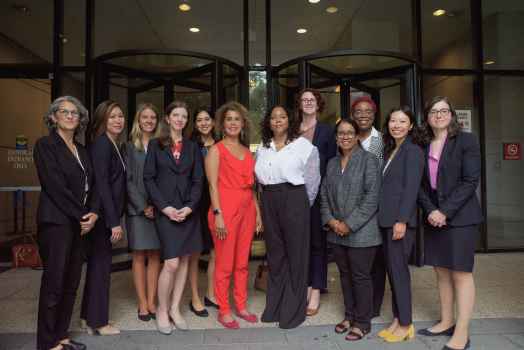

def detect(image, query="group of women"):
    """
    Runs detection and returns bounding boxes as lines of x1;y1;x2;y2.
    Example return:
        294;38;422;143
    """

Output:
34;90;481;350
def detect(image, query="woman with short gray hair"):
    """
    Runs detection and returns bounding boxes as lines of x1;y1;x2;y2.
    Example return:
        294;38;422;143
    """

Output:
34;96;99;350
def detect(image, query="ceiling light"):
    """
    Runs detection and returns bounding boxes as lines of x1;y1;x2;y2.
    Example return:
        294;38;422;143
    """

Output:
484;60;495;65
308;0;321;3
179;2;191;11
433;9;446;16
297;28;307;34
326;6;338;13
189;27;200;33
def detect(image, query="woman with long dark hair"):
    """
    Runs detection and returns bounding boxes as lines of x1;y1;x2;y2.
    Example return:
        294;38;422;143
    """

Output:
417;97;483;350
188;107;219;317
255;105;320;329
377;107;424;343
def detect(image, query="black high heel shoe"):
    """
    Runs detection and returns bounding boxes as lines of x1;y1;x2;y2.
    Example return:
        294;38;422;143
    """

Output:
417;323;455;336
189;301;209;317
442;339;470;350
204;296;219;309
138;309;152;322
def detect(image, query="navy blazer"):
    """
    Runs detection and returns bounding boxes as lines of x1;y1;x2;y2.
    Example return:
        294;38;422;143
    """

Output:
378;137;424;228
312;122;337;178
34;131;100;225
90;133;126;229
418;131;483;226
143;138;204;212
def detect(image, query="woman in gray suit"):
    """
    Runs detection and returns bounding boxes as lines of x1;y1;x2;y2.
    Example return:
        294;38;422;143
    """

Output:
126;103;162;322
320;118;381;342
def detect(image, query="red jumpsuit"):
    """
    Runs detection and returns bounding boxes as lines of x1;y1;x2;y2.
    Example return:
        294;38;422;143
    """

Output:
208;142;256;316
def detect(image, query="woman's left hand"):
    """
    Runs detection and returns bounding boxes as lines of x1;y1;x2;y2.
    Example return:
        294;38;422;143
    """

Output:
255;212;263;235
392;222;407;240
80;212;98;235
176;207;192;222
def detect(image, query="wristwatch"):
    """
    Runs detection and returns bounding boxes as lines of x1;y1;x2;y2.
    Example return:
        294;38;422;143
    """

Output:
213;208;221;216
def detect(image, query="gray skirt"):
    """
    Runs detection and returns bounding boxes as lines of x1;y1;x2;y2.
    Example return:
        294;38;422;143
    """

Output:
127;215;161;251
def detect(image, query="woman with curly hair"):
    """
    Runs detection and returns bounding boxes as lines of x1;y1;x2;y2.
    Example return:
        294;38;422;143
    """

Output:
255;105;320;329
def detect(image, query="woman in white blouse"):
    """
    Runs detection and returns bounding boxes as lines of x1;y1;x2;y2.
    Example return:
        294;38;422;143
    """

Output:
255;105;320;329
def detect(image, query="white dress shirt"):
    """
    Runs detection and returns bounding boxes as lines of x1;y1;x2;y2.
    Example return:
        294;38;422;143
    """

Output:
255;136;321;205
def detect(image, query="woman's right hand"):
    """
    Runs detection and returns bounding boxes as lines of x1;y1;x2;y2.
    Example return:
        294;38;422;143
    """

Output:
144;205;155;219
111;225;124;243
214;214;228;240
162;206;178;221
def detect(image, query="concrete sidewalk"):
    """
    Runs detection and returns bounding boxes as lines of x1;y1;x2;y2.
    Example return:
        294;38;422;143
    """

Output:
2;318;524;350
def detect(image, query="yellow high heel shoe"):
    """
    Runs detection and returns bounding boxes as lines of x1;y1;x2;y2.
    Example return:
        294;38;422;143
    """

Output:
377;328;392;339
384;324;415;343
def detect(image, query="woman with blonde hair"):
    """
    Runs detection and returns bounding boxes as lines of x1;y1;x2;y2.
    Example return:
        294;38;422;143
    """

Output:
126;103;162;321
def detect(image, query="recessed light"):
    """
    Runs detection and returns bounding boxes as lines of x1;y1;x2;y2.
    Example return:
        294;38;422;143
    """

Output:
308;0;320;3
297;28;307;34
189;27;200;33
484;60;495;65
326;6;338;13
179;3;191;11
433;9;446;16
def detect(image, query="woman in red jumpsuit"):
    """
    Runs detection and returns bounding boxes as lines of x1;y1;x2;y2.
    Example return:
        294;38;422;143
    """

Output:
205;101;263;329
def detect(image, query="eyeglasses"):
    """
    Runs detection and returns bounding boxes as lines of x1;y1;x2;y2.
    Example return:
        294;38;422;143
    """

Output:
301;98;316;105
428;108;451;117
353;109;374;117
57;108;80;118
336;131;356;138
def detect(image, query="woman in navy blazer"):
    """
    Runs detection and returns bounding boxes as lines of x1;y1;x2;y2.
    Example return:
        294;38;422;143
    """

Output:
81;100;126;336
296;88;337;315
417;97;483;350
377;107;424;343
34;96;98;350
143;100;204;334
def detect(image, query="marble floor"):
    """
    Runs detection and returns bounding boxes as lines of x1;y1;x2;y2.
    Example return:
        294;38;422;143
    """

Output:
0;253;523;333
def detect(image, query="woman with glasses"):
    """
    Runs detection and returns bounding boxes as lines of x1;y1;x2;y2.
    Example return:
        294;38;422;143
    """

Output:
417;97;483;350
35;96;97;350
296;89;337;316
320;118;381;341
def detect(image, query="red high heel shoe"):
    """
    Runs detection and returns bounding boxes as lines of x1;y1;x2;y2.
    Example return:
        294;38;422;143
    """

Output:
235;310;258;323
218;314;240;329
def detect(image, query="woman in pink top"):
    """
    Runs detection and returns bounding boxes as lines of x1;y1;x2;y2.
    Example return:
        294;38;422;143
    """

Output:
417;96;483;350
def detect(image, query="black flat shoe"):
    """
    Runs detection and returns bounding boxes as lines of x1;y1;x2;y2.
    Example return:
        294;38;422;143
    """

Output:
61;340;87;350
189;301;209;317
442;339;470;350
138;309;152;322
149;312;156;320
418;324;455;336
204;297;219;309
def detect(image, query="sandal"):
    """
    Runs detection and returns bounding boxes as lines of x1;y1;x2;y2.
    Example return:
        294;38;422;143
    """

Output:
345;327;369;341
335;320;351;334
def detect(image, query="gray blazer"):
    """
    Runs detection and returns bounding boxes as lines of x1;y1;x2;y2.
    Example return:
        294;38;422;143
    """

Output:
126;142;149;216
320;146;382;248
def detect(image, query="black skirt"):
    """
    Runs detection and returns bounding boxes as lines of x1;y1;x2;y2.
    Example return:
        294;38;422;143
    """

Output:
155;212;203;260
424;224;478;272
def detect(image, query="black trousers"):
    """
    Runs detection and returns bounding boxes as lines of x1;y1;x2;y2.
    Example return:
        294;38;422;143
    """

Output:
371;245;386;317
309;200;327;290
333;244;378;332
37;222;84;350
382;227;415;326
260;183;310;329
80;220;112;328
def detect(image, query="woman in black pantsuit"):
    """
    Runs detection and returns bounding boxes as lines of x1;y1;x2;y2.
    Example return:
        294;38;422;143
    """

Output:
81;100;126;336
143;100;204;334
417;97;483;350
34;96;98;350
255;106;320;329
377;107;424;343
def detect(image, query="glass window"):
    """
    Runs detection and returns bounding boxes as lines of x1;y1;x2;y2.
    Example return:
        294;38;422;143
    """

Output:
64;0;86;66
484;75;524;249
271;0;413;65
250;0;266;66
248;71;267;145
94;0;243;64
60;72;86;104
421;0;473;69
482;0;524;70
0;3;53;63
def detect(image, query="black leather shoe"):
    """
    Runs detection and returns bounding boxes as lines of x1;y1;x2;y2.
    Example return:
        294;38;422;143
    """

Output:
62;340;87;350
442;339;470;350
189;301;209;317
418;324;455;336
204;297;219;309
149;312;156;320
138;309;152;322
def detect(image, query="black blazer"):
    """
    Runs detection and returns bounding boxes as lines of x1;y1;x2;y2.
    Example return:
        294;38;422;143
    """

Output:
378;137;424;228
34;131;99;225
143;138;204;212
90;133;126;229
312;121;337;178
418;131;483;226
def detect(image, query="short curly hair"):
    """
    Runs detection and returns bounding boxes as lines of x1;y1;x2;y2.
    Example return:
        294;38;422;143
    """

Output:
44;96;89;134
295;88;325;117
261;105;301;148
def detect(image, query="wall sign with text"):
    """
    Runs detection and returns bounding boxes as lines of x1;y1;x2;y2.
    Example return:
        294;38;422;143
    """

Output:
503;143;521;160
